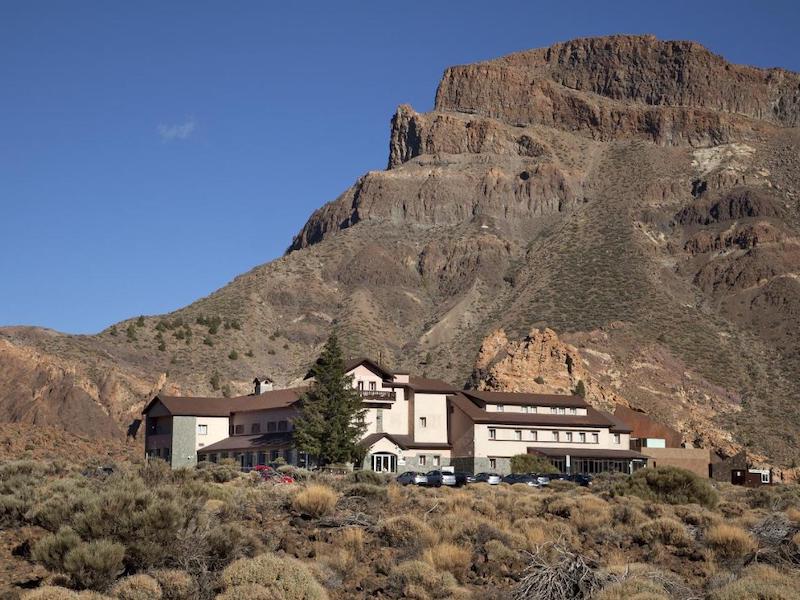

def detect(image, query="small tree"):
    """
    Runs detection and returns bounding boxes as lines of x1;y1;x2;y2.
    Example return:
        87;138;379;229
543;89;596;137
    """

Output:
572;380;586;398
293;333;367;466
510;453;558;474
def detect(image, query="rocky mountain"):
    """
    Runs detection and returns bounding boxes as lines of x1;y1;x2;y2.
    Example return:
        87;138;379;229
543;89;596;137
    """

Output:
1;35;798;467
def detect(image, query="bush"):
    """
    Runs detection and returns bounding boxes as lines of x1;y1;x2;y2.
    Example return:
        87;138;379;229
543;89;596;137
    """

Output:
150;569;196;600
292;485;339;518
510;454;558;474
635;518;692;547
63;539;125;590
423;542;471;582
343;483;387;498
347;470;389;485
704;524;756;560
110;574;163;600
388;560;461;599
378;515;438;550
708;564;800;600
218;553;327;600
614;467;718;508
32;526;81;572
594;576;670;600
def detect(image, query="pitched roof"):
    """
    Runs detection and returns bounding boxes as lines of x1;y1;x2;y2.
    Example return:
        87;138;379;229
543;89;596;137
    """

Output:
303;357;394;381
527;446;649;460
360;432;452;450
387;376;458;393
597;409;633;434
461;390;588;408
449;393;623;429
142;387;305;417
198;432;294;453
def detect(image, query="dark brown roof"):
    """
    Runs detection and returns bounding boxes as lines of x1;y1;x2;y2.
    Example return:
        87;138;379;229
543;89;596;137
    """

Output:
614;405;682;446
303;357;394;381
198;432;293;453
597;410;633;434
142;387;305;418
449;393;623;429
527;447;649;460
461;390;588;408
360;432;451;450
387;376;458;393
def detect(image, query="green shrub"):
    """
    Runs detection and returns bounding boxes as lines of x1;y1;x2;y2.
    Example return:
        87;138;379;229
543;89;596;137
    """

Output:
347;470;389;485
388;560;460;599
708;564;800;600
378;515;438;550
150;569;196;600
110;574;163;600
343;483;387;498
228;350;239;360
635;517;692;547
63;539;125;590
613;467;718;508
32;526;82;572
510;454;557;474
218;553;327;599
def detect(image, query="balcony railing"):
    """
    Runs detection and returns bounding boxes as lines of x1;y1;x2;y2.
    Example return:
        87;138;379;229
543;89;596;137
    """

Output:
358;389;395;401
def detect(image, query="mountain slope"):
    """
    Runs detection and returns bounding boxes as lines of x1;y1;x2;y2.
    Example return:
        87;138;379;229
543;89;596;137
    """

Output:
1;35;798;466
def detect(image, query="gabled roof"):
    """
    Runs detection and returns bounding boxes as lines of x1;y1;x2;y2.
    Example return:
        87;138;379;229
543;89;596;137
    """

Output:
303;357;394;381
198;432;294;453
461;390;588;408
360;432;451;450
449;393;623;429
597;409;633;434
142;387;306;418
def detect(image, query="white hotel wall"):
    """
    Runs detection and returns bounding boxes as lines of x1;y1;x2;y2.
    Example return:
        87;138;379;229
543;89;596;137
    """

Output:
195;417;230;451
413;393;449;444
350;365;409;436
472;424;629;458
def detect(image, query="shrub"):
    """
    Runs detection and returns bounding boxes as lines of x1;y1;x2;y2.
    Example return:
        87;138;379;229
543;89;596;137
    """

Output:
594;576;670;600
614;467;718;508
150;569;196;600
63;539;125;590
571;495;612;532
22;587;80;599
388;560;461;600
510;454;558;474
378;515;438;550
512;539;608;600
635;518;692;547
218;553;327;600
32;526;82;572
423;542;471;582
292;485;338;518
228;350;238;360
708;564;800;600
704;524;756;560
343;483;387;499
110;574;163;600
347;470;389;485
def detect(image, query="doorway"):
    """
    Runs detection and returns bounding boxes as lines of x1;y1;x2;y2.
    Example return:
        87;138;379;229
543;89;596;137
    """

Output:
371;453;397;473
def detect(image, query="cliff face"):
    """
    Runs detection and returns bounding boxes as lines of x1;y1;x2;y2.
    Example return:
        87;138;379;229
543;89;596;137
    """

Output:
1;35;799;467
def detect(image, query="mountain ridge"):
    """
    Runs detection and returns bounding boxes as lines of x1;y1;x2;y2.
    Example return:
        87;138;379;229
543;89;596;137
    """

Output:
1;34;799;470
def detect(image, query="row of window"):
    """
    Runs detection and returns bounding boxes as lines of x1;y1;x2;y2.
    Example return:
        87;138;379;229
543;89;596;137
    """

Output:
488;428;621;444
229;420;289;435
494;405;580;415
416;454;441;467
147;447;171;460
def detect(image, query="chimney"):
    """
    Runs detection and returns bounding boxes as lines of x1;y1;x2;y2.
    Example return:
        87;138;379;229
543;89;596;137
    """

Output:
254;377;274;395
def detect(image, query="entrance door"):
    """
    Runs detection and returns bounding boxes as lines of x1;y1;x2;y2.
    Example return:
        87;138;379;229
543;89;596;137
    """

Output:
371;453;396;473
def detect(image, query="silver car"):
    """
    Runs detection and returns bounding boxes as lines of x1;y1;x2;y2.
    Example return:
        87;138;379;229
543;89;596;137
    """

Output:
425;470;457;487
396;471;427;486
474;472;502;485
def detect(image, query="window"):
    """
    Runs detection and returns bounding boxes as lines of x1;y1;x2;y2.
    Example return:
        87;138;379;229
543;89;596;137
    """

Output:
257;452;267;466
565;432;573;442
515;430;522;440
251;423;261;434
270;450;279;461
531;406;537;413
432;456;440;467
419;455;427;466
761;471;770;484
198;453;207;461
551;407;558;414
559;407;566;415
522;405;529;413
489;428;496;440
220;452;229;459
552;431;560;442
531;430;538;441
357;380;364;391
578;432;586;443
419;417;427;428
591;433;599;444
369;381;376;391
267;421;277;432
234;424;244;434
210;454;218;463
569;407;577;415
277;421;287;432
197;424;208;435
613;433;621;444
497;404;504;412
489;458;497;470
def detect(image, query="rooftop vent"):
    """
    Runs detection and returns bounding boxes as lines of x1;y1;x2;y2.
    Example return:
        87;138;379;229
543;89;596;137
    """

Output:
253;377;274;395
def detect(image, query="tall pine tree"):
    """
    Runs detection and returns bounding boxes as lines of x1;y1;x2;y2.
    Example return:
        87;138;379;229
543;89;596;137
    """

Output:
293;333;367;466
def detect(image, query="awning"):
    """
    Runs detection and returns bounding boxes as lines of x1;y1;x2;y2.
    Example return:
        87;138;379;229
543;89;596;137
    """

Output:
198;432;293;453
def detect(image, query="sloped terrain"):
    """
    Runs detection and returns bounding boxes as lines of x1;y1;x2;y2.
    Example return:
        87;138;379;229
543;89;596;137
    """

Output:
1;35;798;467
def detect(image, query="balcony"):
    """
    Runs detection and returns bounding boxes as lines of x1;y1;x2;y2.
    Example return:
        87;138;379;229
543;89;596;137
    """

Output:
358;389;395;402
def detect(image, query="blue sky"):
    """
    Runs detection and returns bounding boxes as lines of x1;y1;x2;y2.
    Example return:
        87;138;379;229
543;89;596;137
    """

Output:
2;1;798;334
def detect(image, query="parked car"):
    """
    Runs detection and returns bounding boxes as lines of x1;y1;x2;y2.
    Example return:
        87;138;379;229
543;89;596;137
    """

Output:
570;473;593;487
474;472;502;485
502;473;540;487
532;474;551;486
549;473;570;481
453;472;475;487
425;470;457;487
396;471;428;486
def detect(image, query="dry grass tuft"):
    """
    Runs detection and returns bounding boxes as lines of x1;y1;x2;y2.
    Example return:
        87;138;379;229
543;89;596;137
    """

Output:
708;564;800;600
388;560;464;600
704;523;756;560
423;542;472;582
110;574;162;600
292;484;339;518
377;514;438;550
636;517;692;547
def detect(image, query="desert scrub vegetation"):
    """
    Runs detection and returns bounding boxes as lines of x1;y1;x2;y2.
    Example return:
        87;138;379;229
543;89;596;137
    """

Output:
3;459;800;599
610;465;719;507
